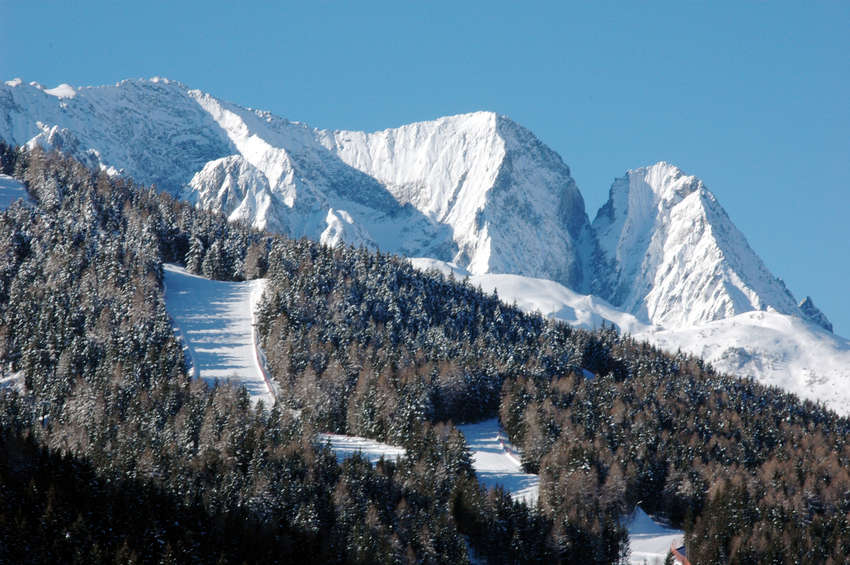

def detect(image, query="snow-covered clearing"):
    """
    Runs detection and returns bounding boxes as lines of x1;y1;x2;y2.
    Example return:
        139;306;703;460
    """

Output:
162;264;275;407
0;174;30;210
457;418;539;505
317;434;407;464
625;506;685;565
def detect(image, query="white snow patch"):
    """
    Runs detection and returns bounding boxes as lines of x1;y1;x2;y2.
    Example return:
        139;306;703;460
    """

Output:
4;78;22;87
162;264;275;407
0;175;30;210
317;434;406;464
0;371;25;392
458;419;539;505
44;83;77;99
625;506;685;565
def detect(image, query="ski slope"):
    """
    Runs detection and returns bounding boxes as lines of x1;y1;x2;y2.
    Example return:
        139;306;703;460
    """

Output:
457;418;682;560
0;174;29;210
162;264;275;407
457;419;539;505
626;506;685;565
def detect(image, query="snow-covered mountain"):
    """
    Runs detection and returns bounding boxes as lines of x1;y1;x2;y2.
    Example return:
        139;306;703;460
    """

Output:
2;77;845;414
320;113;596;288
0;78;594;288
592;162;832;331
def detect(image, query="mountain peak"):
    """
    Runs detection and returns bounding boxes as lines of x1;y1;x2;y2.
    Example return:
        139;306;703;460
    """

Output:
593;163;801;328
326;107;592;287
799;296;833;333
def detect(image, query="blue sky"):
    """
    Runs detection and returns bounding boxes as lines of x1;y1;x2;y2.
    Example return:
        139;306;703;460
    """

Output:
1;1;848;334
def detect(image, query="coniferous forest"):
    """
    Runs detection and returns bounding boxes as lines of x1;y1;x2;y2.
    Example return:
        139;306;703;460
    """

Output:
0;145;848;564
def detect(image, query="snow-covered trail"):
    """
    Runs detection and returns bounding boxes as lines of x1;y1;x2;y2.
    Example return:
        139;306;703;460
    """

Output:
626;506;685;565
457;419;684;563
160;263;684;558
457;419;539;505
162;264;275;407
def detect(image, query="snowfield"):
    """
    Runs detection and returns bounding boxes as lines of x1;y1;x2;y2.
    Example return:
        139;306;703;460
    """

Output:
639;311;850;416
0;174;29;209
457;419;539;505
162;264;275;407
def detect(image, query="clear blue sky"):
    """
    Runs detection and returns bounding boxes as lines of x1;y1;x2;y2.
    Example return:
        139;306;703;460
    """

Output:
2;1;848;334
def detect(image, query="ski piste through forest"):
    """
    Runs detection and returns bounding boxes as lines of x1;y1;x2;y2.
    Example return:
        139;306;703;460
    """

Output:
161;264;681;563
0;146;848;563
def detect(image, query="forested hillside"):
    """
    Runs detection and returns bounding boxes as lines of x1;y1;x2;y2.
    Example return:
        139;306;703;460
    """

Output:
0;145;847;563
0;146;551;564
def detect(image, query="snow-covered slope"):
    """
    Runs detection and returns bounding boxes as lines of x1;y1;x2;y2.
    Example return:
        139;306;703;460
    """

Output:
592;162;828;331
637;311;850;415
410;257;651;335
317;434;406;465
625;506;685;565
162;264;275;407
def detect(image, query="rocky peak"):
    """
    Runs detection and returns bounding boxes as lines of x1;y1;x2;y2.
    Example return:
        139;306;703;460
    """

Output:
799;296;833;333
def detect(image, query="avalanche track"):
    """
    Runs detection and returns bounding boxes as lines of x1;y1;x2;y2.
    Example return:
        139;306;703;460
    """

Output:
162;264;275;407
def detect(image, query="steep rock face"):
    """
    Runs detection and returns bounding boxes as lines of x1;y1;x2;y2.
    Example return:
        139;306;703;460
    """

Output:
183;156;282;232
321;112;595;289
593;162;802;328
799;296;833;333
